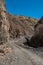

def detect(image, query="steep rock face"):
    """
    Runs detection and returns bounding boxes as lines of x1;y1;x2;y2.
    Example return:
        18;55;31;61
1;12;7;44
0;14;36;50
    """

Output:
30;17;43;47
34;17;43;36
0;0;10;43
6;13;37;38
0;1;13;63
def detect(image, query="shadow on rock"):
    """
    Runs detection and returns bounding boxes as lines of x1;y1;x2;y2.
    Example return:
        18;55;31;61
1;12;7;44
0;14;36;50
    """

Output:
23;35;43;48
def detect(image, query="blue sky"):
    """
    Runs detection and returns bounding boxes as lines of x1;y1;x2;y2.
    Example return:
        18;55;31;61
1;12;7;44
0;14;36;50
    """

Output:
5;0;43;19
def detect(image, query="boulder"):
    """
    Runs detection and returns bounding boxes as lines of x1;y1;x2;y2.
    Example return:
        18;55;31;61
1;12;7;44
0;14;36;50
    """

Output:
29;17;43;48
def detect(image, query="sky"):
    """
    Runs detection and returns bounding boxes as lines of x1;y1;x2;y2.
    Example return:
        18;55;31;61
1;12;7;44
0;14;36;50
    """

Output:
5;0;43;19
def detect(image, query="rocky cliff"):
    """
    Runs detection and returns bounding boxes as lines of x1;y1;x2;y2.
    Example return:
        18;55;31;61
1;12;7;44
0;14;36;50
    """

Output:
0;0;13;63
0;0;10;44
0;0;38;41
6;13;37;38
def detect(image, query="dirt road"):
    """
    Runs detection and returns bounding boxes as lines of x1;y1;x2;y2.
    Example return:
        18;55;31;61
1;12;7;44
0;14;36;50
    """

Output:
10;39;43;65
0;38;43;65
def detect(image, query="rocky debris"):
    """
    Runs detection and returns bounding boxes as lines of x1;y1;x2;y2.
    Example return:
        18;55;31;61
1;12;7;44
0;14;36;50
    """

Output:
0;42;15;65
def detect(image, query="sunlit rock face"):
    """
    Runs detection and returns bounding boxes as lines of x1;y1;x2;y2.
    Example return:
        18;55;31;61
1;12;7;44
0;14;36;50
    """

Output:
0;0;10;44
6;13;37;39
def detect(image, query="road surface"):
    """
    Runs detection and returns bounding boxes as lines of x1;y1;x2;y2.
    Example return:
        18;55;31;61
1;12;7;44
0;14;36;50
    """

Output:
9;39;43;65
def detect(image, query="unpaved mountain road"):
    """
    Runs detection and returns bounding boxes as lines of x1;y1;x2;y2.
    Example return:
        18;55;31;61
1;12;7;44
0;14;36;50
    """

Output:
10;39;43;65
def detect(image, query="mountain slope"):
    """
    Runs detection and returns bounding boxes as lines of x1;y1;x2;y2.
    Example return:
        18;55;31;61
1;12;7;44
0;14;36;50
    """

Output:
6;12;38;38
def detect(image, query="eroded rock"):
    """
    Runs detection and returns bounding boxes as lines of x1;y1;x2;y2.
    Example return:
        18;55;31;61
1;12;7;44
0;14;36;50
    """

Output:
29;16;43;48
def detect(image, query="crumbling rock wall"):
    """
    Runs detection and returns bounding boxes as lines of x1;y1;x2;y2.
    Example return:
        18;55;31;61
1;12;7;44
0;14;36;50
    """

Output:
0;0;10;44
6;13;37;39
